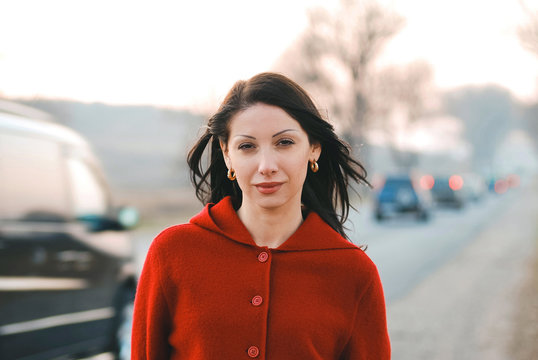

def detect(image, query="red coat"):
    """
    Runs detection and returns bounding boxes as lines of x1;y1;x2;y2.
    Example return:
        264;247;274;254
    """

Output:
132;196;390;359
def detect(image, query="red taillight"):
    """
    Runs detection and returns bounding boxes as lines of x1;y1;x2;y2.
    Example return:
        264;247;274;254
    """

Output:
419;175;435;190
449;175;463;191
507;174;520;188
494;179;508;194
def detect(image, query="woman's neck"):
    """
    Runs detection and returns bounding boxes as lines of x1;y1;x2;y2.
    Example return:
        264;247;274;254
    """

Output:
237;200;304;249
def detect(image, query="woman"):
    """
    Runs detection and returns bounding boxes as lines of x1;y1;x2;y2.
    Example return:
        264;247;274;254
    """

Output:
132;72;390;359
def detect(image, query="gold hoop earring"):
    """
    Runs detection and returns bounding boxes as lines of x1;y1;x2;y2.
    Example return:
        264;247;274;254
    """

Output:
310;160;319;173
227;168;236;181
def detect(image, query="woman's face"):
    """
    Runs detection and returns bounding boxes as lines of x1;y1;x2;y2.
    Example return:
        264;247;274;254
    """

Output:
221;103;321;212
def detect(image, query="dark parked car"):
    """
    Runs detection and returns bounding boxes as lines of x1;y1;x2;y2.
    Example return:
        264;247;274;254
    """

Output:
374;174;430;222
0;108;138;359
460;173;487;202
430;176;465;209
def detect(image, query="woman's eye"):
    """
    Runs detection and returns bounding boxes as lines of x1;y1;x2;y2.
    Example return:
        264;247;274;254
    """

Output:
277;139;295;146
238;143;255;150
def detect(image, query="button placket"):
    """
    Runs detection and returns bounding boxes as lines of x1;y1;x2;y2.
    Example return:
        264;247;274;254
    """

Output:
247;249;270;358
253;251;268;308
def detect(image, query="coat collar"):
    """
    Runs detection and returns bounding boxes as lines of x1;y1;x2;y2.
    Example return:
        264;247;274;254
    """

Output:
190;196;359;252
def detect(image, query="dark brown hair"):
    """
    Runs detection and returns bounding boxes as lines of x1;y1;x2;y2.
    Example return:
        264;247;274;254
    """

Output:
187;72;369;239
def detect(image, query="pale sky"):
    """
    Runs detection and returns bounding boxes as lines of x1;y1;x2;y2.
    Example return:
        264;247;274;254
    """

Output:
0;0;536;111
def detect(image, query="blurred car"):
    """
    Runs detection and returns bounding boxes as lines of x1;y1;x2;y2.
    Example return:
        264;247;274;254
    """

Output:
0;109;138;359
374;174;431;222
460;173;487;202
430;175;466;209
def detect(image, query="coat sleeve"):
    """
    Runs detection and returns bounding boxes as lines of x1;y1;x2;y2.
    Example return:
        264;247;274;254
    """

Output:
131;240;172;359
340;267;391;359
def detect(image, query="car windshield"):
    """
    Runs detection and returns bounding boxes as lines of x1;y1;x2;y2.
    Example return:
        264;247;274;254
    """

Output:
379;178;416;201
432;179;451;192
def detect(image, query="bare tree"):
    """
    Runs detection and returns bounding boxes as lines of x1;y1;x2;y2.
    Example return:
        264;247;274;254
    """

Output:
370;60;435;169
274;0;404;150
444;85;516;172
517;0;538;151
518;0;538;56
373;60;434;124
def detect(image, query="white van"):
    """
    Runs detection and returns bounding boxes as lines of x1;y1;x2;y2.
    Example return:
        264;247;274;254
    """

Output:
0;104;137;360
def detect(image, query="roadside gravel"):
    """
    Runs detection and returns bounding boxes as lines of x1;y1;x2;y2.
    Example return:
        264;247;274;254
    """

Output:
509;219;538;360
387;180;538;360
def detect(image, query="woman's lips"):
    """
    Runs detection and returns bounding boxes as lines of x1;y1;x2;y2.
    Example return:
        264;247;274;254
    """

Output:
255;182;283;194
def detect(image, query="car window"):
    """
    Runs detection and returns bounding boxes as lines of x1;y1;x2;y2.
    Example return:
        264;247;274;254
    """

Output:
380;178;414;199
384;179;412;189
432;179;451;191
0;132;70;221
66;157;109;217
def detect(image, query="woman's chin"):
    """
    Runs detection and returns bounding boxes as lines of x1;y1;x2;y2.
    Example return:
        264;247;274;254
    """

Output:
246;193;301;213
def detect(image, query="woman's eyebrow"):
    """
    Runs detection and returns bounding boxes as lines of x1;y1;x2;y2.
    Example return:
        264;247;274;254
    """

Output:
233;129;298;140
272;129;298;137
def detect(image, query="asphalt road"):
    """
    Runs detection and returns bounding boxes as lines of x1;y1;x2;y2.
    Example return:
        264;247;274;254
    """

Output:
347;190;517;303
358;181;538;359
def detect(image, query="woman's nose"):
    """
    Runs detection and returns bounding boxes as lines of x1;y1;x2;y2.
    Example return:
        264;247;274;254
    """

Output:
258;150;278;175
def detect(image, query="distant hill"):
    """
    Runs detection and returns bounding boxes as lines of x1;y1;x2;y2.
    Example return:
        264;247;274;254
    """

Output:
12;98;205;193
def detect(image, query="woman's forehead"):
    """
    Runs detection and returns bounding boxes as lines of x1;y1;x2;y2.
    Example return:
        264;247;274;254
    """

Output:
228;103;304;136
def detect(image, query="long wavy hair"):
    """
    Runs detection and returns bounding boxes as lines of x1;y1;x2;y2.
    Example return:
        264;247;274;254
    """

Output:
187;72;369;239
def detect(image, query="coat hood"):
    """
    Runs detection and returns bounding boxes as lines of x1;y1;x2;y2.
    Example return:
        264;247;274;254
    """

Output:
189;196;359;252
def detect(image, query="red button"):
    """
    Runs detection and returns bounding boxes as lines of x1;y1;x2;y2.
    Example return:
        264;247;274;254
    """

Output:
258;252;269;262
251;295;263;306
247;346;259;358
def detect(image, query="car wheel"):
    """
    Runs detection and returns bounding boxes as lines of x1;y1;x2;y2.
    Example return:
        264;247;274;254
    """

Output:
417;210;429;222
375;212;385;222
114;289;135;360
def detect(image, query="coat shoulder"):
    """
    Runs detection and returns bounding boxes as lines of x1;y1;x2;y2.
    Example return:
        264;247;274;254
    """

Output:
332;246;380;280
154;223;202;242
147;223;208;257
